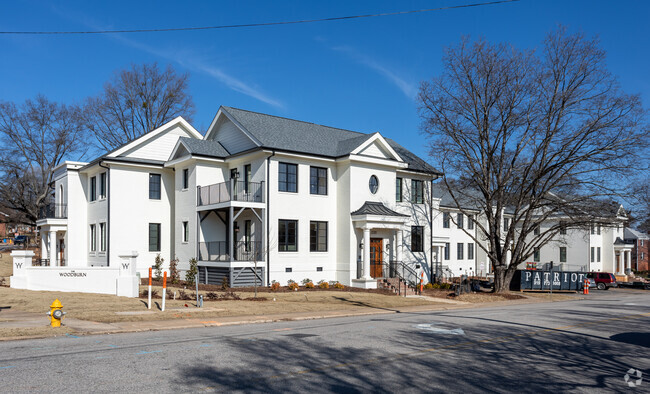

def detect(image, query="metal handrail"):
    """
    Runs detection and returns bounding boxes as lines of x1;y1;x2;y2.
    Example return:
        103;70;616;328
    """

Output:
39;204;67;219
379;260;420;296
198;241;264;262
197;180;264;206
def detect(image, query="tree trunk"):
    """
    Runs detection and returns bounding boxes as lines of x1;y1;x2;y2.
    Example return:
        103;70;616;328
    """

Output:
493;265;516;293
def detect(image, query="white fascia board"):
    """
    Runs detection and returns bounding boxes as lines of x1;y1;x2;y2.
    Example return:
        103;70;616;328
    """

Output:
345;154;408;169
205;107;263;147
108;116;201;158
397;168;439;179
351;132;403;162
52;161;87;174
273;151;336;163
165;155;225;168
103;161;167;170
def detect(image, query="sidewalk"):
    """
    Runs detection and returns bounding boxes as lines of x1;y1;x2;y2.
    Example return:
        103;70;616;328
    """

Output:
0;293;574;341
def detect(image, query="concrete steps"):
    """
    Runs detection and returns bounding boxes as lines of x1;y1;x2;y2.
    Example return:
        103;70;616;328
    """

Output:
378;278;418;296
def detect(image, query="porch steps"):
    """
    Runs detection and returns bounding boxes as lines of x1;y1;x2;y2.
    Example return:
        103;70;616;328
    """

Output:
378;278;418;296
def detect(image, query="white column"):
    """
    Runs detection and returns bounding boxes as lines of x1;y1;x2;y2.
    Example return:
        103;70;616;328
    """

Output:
228;206;234;262
362;228;371;279
625;251;631;274
40;230;47;264
396;229;403;263
48;230;58;266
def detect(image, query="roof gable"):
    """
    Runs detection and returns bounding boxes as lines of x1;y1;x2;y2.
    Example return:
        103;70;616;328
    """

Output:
352;133;402;161
204;108;260;154
107;117;202;161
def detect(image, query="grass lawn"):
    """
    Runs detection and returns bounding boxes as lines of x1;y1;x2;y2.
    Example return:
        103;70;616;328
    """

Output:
0;285;440;324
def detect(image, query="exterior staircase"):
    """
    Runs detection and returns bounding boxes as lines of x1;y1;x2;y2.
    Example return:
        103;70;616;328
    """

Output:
378;277;418;296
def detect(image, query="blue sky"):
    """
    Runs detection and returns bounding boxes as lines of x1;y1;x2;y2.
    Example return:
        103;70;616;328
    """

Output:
1;0;649;164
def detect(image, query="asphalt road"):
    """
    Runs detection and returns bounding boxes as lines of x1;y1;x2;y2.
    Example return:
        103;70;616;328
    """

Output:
1;289;648;393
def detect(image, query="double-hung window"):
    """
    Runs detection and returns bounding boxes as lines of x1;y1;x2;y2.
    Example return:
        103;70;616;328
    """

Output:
597;247;601;262
533;248;540;262
89;224;96;252
149;174;161;200
467;243;474;260
90;176;97;202
411;180;424;204
278;163;297;193
396;178;402;202
182;169;189;190
310;221;327;252
149;223;161;252
591;247;595;263
99;173;106;199
559;247;567;263
457;243;464;260
443;212;450;228
279;220;298;251
457;213;464;229
503;218;510;232
310;167;327;195
411;226;424;252
468;215;474;230
182;221;189;243
444;243;450;260
100;223;106;252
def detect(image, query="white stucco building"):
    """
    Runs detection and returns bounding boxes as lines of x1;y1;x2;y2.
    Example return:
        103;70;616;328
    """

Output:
37;106;441;288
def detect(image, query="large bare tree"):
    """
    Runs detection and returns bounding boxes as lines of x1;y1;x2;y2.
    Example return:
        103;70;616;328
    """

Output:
418;28;648;292
85;63;195;151
0;96;88;224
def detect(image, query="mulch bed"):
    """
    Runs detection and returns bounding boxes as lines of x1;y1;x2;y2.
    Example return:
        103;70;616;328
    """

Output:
140;278;396;295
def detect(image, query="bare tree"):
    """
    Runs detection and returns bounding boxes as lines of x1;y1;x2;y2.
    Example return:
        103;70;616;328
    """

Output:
418;28;648;292
0;96;88;224
85;63;195;151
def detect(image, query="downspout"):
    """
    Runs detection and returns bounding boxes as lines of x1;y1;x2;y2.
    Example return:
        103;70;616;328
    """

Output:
266;150;275;286
429;179;434;282
99;161;110;267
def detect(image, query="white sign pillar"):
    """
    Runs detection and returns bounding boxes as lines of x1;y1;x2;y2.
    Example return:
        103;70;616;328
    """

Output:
10;250;34;289
116;251;139;297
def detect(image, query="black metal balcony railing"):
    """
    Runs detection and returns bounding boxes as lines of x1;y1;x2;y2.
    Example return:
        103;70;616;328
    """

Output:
197;180;264;206
198;241;264;262
39;204;67;219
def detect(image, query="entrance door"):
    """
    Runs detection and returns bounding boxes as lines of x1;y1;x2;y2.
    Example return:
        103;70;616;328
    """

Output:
370;238;383;278
59;239;65;267
616;254;620;273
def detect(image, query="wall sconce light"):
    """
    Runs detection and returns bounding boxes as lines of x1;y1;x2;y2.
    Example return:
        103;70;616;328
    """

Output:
359;242;364;249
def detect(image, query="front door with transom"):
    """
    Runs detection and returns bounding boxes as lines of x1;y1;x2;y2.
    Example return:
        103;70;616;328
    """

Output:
370;238;383;278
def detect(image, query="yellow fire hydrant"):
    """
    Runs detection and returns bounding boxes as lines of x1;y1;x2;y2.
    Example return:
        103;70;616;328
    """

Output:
47;299;66;327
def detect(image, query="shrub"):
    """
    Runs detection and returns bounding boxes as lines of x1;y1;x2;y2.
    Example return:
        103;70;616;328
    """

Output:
221;276;230;290
301;278;312;286
333;282;344;289
220;291;241;300
288;282;299;291
178;290;193;300
185;258;198;285
205;292;219;301
270;281;280;291
153;254;164;280
424;283;434;290
169;258;180;284
140;289;158;298
318;280;329;289
304;281;315;289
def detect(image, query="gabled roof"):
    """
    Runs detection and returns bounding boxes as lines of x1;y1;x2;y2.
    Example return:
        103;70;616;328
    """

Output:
351;201;409;217
177;137;230;158
212;106;441;175
624;227;649;240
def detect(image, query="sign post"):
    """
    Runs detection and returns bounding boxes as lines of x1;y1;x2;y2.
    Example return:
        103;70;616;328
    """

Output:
161;271;167;312
549;261;553;299
148;267;152;310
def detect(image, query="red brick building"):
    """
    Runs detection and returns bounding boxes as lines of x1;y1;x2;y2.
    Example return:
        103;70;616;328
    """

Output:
625;228;649;272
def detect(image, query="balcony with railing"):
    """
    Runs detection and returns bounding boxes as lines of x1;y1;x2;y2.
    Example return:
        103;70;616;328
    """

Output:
197;180;264;207
39;203;68;220
198;241;264;262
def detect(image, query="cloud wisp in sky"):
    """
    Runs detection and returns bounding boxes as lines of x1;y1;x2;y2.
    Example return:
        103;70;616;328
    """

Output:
332;45;418;100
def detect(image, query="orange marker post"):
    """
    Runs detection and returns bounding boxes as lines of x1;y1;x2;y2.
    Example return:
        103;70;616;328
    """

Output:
420;271;424;293
148;267;152;310
161;271;167;311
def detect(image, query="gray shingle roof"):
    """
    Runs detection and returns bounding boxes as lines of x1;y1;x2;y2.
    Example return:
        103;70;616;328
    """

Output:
179;137;229;158
222;106;441;175
351;201;409;217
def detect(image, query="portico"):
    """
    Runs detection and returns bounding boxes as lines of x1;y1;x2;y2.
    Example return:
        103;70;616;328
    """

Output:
350;201;409;288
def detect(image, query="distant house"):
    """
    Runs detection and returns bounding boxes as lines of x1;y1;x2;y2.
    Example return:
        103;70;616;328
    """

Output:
624;228;649;272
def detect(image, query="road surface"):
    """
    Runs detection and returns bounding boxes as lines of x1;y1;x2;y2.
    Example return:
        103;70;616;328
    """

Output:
0;289;648;392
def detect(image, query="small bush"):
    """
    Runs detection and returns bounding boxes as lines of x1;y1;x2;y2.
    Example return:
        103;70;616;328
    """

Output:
153;254;164;280
288;282;299;291
219;291;241;300
304;281;315;289
424;283;434;290
178;290;192;300
185;258;198;285
0;277;5;287
205;292;219;301
270;281;280;291
141;289;158;298
318;281;329;289
301;278;312;286
333;282;344;289
221;276;230;290
169;258;180;284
